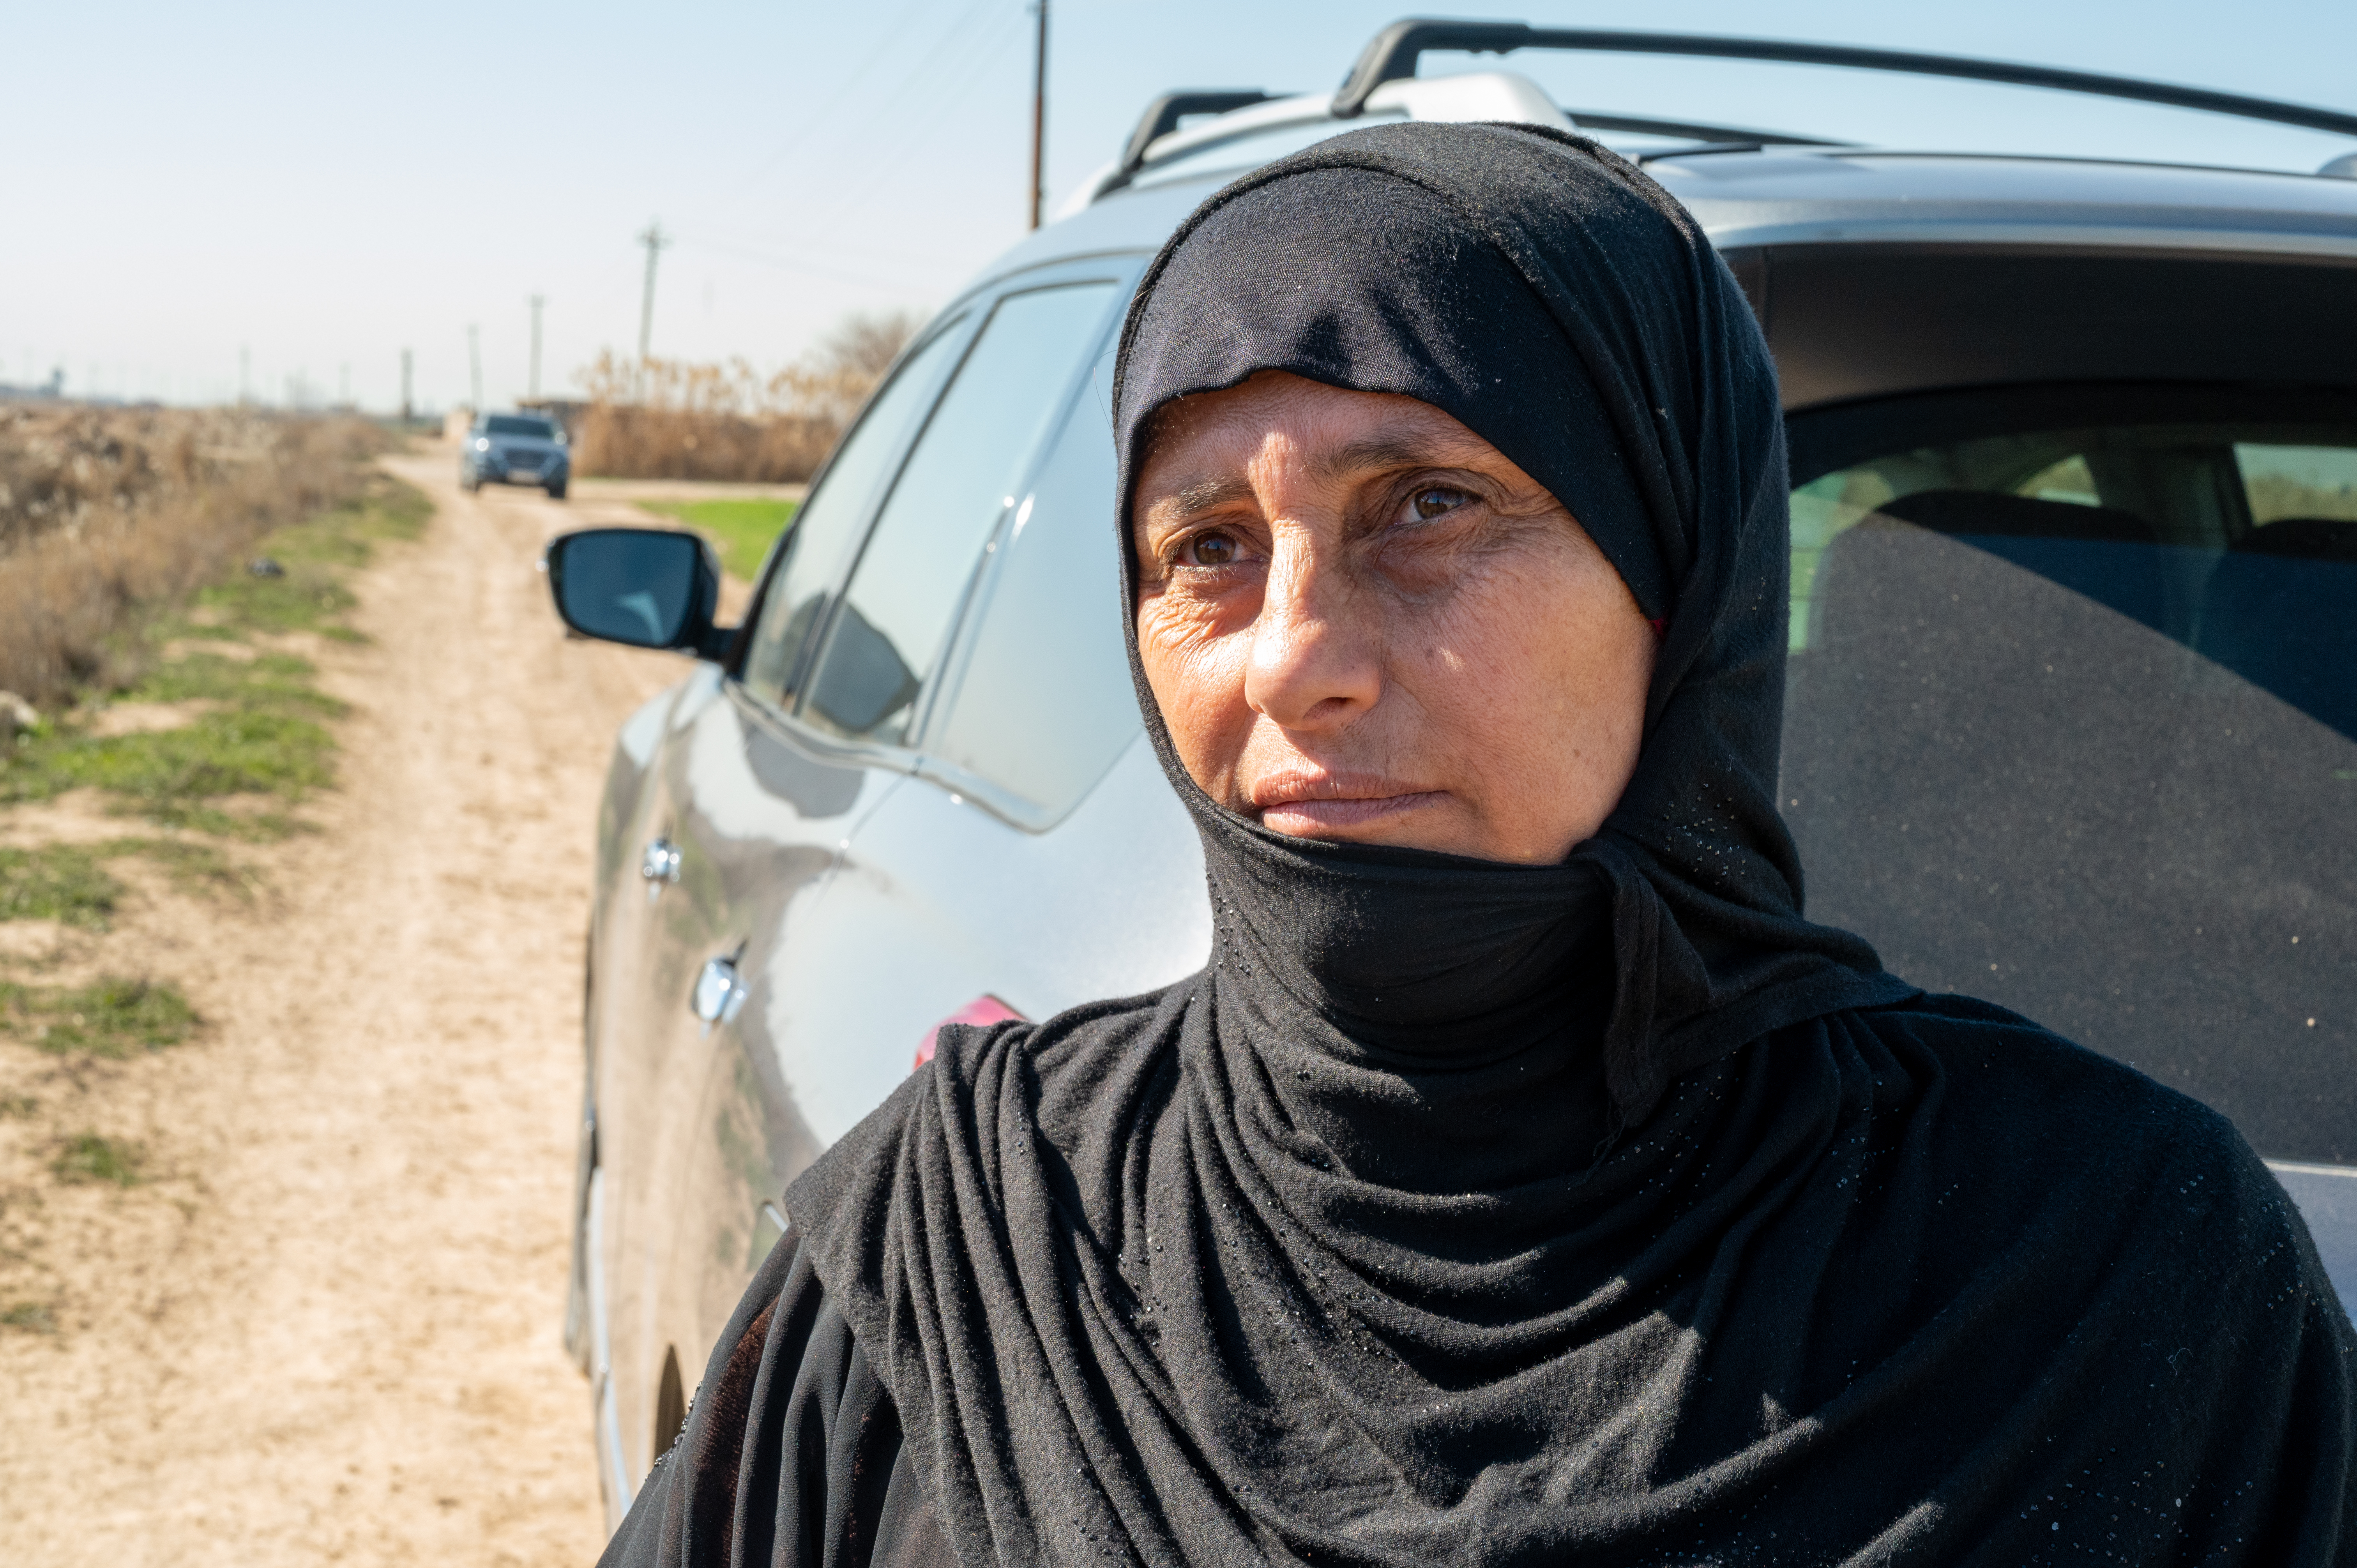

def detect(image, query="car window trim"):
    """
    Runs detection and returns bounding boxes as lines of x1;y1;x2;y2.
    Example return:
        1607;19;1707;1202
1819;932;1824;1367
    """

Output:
799;271;1133;741
783;305;1010;729
730;256;1144;773
902;265;1142;755
724;675;923;782
726;307;980;687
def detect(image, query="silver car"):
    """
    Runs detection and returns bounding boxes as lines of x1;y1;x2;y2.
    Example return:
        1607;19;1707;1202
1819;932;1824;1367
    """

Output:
544;21;2357;1530
462;411;571;497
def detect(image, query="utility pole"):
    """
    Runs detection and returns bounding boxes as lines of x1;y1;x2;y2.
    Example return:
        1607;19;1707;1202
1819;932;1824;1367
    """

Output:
636;221;670;401
527;294;546;403
401;349;414;424
1028;0;1049;229
239;346;251;406
467;324;483;413
338;363;350;408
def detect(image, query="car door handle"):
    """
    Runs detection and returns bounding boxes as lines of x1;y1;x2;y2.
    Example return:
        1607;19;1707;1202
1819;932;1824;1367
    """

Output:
641;836;682;898
691;952;746;1032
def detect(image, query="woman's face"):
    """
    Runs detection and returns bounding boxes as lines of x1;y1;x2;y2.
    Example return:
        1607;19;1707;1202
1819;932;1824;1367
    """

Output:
1133;370;1655;865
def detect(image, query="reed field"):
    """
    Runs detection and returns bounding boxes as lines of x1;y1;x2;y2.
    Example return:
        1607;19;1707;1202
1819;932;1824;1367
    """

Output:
573;308;917;483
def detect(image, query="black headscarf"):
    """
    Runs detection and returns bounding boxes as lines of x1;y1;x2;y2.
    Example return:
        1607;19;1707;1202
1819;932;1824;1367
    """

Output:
1105;119;1907;1125
614;122;2353;1568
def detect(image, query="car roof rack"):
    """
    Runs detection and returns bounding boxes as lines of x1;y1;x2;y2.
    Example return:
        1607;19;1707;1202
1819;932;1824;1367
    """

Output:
1332;18;2357;141
1561;109;1844;148
1099;92;1845;205
1105;91;1278;194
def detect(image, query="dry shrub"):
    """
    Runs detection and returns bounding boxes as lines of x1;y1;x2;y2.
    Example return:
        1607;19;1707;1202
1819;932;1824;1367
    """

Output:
573;309;920;482
0;407;382;708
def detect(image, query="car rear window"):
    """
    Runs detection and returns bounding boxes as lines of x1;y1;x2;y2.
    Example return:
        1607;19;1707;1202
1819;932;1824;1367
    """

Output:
1782;397;2357;1162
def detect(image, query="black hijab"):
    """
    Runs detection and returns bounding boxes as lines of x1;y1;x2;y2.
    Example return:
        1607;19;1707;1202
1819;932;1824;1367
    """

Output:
622;122;2353;1568
1105;119;1907;1125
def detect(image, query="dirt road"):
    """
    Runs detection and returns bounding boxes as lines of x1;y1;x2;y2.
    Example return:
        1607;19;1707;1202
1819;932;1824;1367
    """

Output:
0;452;683;1565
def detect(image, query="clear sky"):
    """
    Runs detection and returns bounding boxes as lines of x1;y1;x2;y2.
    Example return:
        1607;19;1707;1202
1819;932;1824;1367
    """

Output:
8;0;2352;413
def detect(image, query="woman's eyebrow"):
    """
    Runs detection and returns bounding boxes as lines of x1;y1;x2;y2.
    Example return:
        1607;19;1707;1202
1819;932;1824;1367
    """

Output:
1311;434;1472;482
1151;476;1258;520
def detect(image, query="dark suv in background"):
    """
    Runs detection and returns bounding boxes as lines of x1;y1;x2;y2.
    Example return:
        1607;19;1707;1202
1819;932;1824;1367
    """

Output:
462;411;569;498
543;18;2357;1529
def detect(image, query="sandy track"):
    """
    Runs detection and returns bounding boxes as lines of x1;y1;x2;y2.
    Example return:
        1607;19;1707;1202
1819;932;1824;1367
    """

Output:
0;452;681;1565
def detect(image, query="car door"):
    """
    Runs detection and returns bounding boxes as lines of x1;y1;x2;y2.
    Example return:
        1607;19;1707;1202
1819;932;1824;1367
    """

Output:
599;264;1152;1504
591;309;978;1499
718;265;1161;1155
816;288;1212;1113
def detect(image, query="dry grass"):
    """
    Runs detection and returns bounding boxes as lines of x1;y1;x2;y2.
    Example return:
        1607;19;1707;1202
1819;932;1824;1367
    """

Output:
0;471;429;841
0;407;385;708
572;308;918;482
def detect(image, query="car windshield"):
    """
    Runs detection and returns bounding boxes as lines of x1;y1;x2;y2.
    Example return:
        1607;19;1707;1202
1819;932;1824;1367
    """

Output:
486;415;558;439
1781;396;2357;1164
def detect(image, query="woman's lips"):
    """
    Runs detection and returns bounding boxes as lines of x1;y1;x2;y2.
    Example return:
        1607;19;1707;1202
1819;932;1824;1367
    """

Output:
1249;772;1446;833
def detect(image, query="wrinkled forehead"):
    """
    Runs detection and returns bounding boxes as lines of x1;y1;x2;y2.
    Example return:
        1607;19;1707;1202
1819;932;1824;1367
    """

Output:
1115;161;1663;617
1136;370;1502;471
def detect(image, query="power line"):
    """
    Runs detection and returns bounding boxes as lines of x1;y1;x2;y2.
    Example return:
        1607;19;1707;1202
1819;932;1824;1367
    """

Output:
720;0;947;203
827;7;1028;231
819;0;1009;177
682;233;951;292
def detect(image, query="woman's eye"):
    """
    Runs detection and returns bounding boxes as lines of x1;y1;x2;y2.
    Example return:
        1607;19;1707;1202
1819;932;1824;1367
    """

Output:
1408;486;1471;522
1183;531;1240;567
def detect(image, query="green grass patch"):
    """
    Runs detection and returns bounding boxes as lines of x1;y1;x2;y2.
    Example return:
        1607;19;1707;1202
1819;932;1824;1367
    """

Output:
638;499;799;581
108;837;263;901
0;844;122;928
149;478;428;646
0;1094;38;1118
2;976;197;1058
0;474;424;835
52;1132;144;1187
130;650;345;720
3;647;345;821
190;571;359;638
0;1302;58;1334
0;710;335;812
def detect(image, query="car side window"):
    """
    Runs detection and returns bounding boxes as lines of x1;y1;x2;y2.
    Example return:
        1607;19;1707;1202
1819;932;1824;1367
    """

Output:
926;371;1139;823
796;282;1119;746
739;317;969;711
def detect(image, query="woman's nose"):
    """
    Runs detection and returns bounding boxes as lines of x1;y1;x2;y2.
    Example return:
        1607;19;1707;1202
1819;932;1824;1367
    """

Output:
1243;529;1383;731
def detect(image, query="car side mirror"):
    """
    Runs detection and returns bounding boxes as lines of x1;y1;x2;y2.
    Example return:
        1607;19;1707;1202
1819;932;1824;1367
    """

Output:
544;528;730;659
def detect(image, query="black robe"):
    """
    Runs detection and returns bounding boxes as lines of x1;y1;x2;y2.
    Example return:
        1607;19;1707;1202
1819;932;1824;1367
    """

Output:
608;993;2352;1567
603;122;2355;1567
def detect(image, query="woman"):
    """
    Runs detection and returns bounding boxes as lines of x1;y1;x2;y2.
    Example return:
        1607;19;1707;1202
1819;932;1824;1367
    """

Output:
604;122;2353;1567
